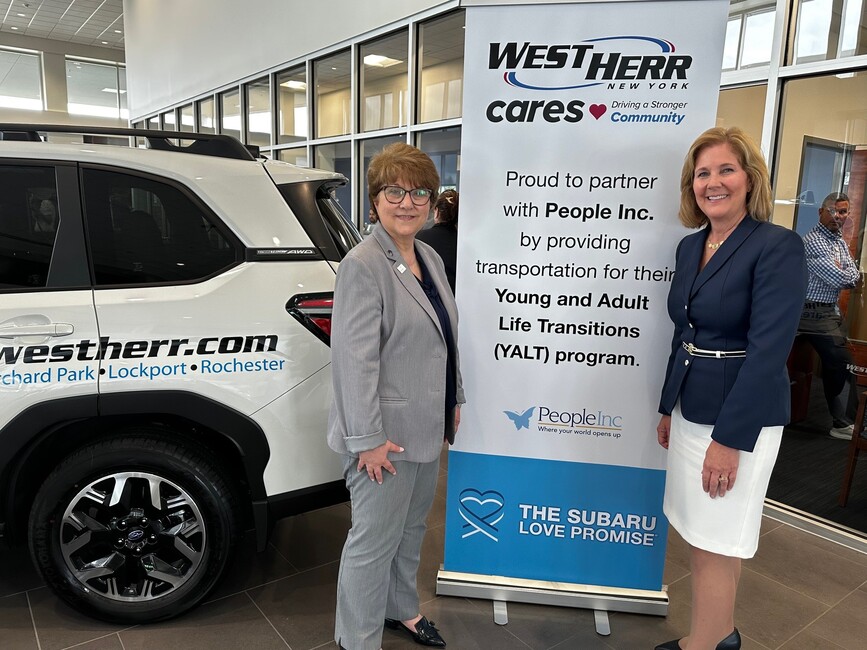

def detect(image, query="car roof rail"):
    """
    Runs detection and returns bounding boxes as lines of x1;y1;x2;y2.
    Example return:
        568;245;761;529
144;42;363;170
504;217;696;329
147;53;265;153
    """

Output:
0;123;257;161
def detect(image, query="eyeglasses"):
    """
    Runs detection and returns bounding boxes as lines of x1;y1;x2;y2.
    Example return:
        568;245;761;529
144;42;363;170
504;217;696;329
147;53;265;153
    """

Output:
379;185;433;206
826;207;849;217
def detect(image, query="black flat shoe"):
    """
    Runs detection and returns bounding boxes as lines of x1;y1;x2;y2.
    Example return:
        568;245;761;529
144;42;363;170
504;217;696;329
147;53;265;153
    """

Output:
654;640;683;650
654;628;740;650
384;616;446;647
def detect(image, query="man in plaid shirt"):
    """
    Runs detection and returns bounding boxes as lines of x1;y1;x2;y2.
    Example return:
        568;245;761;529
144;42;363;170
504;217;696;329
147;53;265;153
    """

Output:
799;192;861;439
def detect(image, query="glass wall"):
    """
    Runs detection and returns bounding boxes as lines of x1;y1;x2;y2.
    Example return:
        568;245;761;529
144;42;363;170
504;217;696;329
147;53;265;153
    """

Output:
315;141;352;216
417;126;461;191
758;69;867;534
277;148;308;166
418;11;465;123
246;76;271;147
315;50;351;138
716;85;766;143
197;97;216;134
360;30;408;132
723;1;777;70
277;66;308;144
161;110;175;131
66;59;127;118
220;88;241;140
179;104;195;132
792;0;867;64
0;49;42;110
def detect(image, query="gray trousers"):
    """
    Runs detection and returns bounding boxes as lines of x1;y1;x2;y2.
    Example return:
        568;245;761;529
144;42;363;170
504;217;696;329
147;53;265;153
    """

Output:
335;454;440;650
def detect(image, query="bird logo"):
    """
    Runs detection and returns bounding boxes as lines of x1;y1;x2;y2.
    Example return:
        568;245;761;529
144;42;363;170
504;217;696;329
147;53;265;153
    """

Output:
504;406;535;430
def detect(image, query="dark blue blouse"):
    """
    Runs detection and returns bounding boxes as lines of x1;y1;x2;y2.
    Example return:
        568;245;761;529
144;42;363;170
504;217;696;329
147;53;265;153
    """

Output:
416;252;458;424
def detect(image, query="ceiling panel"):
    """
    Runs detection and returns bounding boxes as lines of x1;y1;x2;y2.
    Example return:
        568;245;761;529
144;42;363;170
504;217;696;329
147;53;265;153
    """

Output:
0;0;124;50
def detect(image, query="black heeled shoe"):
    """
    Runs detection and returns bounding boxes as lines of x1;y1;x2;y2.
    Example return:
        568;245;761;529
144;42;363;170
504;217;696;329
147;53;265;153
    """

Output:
384;616;446;647
655;628;741;650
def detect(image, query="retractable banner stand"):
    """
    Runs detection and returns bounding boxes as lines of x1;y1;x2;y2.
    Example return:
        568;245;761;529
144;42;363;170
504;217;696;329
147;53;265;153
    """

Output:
439;0;729;622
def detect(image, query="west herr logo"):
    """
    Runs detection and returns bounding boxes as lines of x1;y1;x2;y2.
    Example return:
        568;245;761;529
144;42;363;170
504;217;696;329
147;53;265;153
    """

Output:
491;36;691;89
459;488;505;541
485;35;693;124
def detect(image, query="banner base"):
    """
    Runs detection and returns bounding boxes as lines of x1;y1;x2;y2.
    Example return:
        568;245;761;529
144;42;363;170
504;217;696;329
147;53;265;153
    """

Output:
436;566;669;618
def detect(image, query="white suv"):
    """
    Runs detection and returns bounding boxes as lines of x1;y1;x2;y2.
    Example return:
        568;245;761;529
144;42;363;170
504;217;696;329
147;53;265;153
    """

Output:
0;124;359;623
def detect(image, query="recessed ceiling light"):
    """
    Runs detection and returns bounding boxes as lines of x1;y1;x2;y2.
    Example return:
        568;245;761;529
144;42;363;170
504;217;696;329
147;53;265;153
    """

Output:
363;54;403;68
101;41;108;44
11;26;19;30
114;30;122;34
16;13;26;17
280;80;307;90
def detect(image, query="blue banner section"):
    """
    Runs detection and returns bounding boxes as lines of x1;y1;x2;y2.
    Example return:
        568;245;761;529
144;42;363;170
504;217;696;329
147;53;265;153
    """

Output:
444;451;668;590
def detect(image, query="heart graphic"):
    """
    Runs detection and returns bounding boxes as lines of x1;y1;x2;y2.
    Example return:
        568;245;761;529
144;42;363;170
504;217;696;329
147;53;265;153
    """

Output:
458;488;505;541
589;104;607;120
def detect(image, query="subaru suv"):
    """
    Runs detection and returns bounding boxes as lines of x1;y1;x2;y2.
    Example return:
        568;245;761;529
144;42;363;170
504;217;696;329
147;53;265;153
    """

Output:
0;124;360;623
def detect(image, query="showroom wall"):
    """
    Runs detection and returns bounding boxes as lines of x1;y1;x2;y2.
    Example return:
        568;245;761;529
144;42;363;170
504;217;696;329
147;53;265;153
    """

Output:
124;0;449;119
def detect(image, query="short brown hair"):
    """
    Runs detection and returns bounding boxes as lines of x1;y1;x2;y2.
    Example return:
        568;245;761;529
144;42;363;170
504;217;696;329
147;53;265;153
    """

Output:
367;143;440;223
679;126;772;228
434;189;459;226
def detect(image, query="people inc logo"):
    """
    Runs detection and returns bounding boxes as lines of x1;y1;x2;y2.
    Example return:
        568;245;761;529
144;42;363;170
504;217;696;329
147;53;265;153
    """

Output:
504;406;535;430
503;405;624;439
459;488;505;541
486;35;693;125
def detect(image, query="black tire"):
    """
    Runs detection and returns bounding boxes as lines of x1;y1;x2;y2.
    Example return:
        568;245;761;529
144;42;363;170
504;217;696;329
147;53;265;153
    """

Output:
28;430;240;623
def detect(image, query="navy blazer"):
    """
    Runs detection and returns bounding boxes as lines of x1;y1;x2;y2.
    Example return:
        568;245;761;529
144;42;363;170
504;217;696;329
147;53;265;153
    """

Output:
658;218;807;452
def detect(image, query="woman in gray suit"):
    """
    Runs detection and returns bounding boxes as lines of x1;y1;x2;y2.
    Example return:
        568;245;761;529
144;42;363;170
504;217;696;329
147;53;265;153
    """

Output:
328;143;464;650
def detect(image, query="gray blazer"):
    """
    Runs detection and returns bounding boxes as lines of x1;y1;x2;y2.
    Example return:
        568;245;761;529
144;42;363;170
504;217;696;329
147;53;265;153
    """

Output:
328;224;465;464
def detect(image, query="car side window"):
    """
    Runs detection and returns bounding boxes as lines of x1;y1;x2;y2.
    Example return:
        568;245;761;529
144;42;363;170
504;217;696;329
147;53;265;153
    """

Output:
0;165;60;289
82;168;239;285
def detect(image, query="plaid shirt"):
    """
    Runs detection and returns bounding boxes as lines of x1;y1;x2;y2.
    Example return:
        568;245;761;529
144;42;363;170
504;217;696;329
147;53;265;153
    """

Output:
803;222;860;303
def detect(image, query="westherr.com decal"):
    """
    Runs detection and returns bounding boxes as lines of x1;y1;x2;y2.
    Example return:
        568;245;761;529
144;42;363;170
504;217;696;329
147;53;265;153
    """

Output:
0;334;284;385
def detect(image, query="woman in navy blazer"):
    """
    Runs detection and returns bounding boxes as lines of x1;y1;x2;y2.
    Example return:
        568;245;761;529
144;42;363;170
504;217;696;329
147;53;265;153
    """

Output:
655;128;806;650
329;144;464;650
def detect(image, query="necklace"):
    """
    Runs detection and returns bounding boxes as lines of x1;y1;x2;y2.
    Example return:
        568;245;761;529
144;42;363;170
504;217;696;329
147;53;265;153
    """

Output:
706;240;725;250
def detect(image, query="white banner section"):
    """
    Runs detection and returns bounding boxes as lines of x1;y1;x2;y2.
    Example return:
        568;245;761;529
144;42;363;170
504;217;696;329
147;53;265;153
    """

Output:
443;0;729;595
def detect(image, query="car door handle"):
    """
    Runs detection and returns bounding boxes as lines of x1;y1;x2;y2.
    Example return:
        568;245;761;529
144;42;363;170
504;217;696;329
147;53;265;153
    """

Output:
0;323;75;338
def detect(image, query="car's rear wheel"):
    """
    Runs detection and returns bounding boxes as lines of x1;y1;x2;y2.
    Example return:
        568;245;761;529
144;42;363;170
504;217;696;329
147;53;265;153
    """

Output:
29;431;239;623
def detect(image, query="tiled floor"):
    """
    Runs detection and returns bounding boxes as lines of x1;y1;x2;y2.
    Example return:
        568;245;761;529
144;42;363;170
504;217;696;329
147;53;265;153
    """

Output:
2;447;867;650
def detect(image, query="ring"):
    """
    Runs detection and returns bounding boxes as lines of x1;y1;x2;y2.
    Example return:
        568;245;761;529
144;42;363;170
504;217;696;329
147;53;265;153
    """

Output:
719;476;729;482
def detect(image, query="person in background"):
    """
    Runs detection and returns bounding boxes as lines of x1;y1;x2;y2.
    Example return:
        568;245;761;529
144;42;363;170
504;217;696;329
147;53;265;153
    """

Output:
416;189;458;294
328;143;464;650
799;192;861;440
32;198;58;235
655;127;806;650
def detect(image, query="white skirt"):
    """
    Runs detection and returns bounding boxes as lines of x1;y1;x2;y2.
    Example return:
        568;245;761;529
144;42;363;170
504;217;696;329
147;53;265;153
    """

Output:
664;403;782;558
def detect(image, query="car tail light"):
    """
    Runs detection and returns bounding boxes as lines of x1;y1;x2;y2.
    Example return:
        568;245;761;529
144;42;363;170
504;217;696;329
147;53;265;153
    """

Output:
287;293;333;345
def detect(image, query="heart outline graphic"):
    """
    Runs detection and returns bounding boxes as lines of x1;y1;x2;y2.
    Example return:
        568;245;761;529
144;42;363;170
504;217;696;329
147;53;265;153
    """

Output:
458;488;505;541
589;104;607;120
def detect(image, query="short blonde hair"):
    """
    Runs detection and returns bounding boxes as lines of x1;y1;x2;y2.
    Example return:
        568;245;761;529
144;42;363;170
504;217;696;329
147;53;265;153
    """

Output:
367;143;440;223
679;126;772;228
